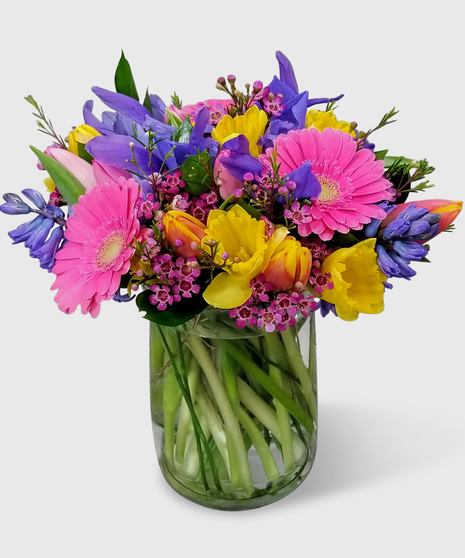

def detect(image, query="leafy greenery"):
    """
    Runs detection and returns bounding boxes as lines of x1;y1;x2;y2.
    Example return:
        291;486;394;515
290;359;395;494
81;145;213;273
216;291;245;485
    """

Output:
181;150;214;195
114;50;139;101
171;92;183;109
25;95;67;149
385;156;435;203
30;146;86;206
136;289;208;326
357;107;398;145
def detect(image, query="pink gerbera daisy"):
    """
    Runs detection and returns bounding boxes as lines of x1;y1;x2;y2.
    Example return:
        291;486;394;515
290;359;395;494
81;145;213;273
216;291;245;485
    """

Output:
51;177;140;317
260;127;395;241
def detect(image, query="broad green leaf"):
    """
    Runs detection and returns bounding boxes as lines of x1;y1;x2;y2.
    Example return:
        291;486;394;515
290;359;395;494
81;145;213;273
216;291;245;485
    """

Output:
165;109;183;128
237;199;262;220
181;151;213;195
114;50;139;101
374;149;388;161
136;289;208;326
30;146;86;206
143;88;153;115
77;141;93;164
172;117;193;143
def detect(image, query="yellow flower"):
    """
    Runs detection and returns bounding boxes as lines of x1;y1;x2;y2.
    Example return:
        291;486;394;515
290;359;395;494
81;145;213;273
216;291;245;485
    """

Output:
202;205;288;308
211;105;268;158
44;176;56;193
68;124;101;156
320;238;386;321
305;109;356;136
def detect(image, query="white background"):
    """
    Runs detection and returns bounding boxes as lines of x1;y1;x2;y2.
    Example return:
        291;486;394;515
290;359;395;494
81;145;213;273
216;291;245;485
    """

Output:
1;1;464;557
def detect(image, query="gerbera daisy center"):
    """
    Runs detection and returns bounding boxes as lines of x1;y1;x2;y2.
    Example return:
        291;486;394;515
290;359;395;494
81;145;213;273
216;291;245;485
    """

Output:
316;174;340;203
96;231;125;271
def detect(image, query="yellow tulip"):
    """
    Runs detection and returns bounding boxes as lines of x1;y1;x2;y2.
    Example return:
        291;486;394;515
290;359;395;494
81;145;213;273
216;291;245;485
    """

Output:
202;205;288;308
211;105;267;158
68;124;101;156
262;237;312;292
320;238;386;321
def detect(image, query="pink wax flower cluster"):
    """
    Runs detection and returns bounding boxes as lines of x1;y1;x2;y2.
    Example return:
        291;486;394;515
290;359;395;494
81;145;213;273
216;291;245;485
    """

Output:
1;51;462;328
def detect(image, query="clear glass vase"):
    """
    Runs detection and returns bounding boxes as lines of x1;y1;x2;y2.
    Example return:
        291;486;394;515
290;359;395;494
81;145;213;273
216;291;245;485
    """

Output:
149;308;317;511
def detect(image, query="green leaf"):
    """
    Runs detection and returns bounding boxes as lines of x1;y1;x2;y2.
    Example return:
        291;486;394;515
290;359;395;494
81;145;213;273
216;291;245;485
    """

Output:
331;231;361;247
374;149;388;161
172;117;193;143
165;109;183;128
136;289;208;326
77;142;93;164
237;199;262;220
181;151;213;196
30;146;86;206
114;50;139;101
143;88;153;115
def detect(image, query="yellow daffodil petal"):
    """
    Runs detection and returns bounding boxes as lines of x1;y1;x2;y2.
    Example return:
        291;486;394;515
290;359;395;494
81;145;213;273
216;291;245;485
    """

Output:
212;105;267;157
306;109;356;136
321;238;386;321
203;273;253;309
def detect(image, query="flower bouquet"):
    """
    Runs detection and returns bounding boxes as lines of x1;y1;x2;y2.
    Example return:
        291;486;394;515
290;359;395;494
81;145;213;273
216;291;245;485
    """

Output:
1;51;461;511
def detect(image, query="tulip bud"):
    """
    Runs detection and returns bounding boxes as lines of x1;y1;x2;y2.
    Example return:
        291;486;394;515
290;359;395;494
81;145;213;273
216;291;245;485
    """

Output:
92;160;131;185
162;211;206;259
263;237;312;292
380;199;462;237
68;124;100;156
214;149;244;200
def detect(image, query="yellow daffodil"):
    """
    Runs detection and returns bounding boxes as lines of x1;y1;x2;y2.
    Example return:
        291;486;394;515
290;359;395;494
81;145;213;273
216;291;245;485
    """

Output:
67;124;101;156
305;109;356;136
212;105;268;158
202;205;288;308
320;238;386;321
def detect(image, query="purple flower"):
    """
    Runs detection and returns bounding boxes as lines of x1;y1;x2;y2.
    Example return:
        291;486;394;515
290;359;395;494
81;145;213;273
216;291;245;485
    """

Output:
365;202;439;280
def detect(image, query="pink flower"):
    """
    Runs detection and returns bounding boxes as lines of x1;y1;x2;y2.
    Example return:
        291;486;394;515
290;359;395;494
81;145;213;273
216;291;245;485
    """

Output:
166;99;232;125
46;146;131;190
51;178;140;317
214;149;244;200
260;128;395;241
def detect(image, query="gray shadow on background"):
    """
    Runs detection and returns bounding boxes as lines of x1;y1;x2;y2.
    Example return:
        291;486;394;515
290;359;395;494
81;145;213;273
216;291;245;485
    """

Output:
153;403;464;514
276;403;463;508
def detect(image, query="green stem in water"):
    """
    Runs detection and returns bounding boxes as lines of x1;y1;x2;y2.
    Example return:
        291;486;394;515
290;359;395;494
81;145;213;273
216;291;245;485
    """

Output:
186;336;255;496
222;339;314;434
196;385;230;474
265;341;295;473
237;378;306;459
178;404;211;480
150;323;166;380
280;327;318;423
175;360;200;463
238;406;280;481
159;326;222;493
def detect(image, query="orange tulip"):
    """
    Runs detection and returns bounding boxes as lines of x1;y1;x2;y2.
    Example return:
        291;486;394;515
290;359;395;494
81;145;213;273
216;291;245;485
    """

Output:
162;211;206;259
263;237;312;292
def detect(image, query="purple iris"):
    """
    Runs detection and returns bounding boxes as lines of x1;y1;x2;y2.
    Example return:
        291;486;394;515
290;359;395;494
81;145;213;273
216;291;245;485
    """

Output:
365;202;441;280
220;135;321;201
0;190;66;271
259;52;344;148
84;89;217;179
